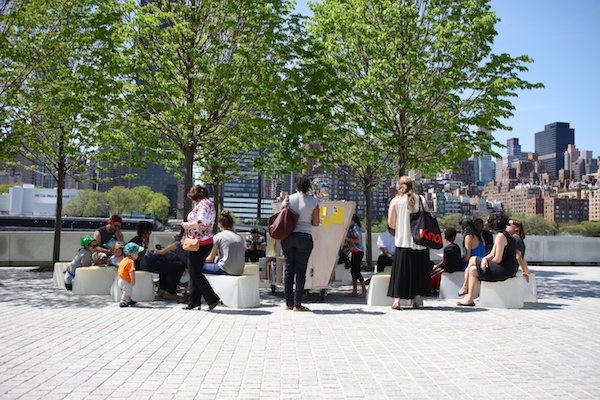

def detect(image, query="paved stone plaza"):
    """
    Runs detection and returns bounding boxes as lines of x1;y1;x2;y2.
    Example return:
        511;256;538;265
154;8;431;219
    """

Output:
0;266;599;399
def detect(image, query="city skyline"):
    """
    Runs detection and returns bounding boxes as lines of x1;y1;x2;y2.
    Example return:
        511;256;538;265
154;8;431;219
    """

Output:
294;0;600;158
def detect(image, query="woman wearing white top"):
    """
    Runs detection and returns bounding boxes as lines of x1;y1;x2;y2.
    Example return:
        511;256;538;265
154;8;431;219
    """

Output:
387;176;432;310
281;174;320;312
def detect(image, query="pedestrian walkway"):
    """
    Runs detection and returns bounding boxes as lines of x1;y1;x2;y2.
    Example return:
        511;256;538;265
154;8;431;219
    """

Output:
0;266;599;399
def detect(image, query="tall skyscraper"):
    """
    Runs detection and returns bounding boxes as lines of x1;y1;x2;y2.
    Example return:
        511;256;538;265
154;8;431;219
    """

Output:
534;122;575;179
564;144;580;172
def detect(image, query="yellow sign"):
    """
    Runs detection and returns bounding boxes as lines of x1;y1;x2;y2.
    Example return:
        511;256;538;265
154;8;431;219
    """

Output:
332;206;344;224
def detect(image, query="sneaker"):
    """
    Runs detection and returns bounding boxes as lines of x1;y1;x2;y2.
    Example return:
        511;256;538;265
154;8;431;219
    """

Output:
293;305;310;312
119;301;129;308
126;300;137;306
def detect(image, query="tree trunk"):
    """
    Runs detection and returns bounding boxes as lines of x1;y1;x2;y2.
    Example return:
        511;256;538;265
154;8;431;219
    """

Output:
53;154;66;263
364;184;373;270
183;146;194;219
212;181;220;234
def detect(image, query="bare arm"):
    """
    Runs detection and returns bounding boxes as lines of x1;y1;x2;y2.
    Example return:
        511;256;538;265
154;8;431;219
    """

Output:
480;233;506;270
311;206;320;226
154;242;178;256
461;235;474;262
205;243;219;263
516;250;530;282
388;198;398;230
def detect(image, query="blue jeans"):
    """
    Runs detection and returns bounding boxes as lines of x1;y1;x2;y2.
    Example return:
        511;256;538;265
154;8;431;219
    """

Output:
202;263;228;275
281;232;313;308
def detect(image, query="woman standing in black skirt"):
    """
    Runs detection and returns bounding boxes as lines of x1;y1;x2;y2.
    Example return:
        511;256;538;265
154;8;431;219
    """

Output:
387;176;431;310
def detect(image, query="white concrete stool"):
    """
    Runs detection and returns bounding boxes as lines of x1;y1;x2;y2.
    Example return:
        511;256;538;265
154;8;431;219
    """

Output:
519;273;538;303
439;271;465;300
479;277;524;309
111;270;156;302
367;273;391;306
205;272;260;308
73;267;117;295
334;263;352;285
132;271;157;302
366;273;423;307
53;262;70;288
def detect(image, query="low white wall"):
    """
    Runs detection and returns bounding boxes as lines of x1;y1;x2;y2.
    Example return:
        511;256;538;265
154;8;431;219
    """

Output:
1;231;599;266
365;233;600;265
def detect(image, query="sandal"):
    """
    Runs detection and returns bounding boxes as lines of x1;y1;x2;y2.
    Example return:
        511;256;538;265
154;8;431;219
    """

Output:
391;303;401;310
457;301;475;307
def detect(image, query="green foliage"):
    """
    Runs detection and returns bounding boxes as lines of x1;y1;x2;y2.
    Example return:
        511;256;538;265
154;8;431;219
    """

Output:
107;186;137;216
64;187;170;221
0;183;19;194
63;189;107;217
370;217;389;233
560;221;600;237
145;193;170;221
120;0;303;215
438;214;464;231
509;213;558;236
307;0;543;177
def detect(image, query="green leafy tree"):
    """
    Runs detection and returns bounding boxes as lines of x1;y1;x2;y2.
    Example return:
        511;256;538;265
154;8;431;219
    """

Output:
510;214;557;236
107;186;137;216
145;193;171;221
1;0;125;262
120;0;303;216
0;0;63;146
308;0;543;177
438;213;464;231
559;221;600;237
63;189;108;217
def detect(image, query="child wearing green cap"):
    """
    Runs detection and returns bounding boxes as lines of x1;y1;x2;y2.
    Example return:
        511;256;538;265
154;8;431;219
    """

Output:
64;235;98;291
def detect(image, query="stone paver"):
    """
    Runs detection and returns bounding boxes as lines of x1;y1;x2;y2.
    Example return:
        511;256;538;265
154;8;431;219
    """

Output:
0;266;599;399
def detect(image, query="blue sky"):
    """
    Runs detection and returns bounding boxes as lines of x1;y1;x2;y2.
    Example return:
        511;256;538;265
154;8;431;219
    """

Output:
294;0;600;158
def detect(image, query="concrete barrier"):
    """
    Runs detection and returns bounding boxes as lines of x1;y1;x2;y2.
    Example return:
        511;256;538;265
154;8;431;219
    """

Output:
1;231;600;266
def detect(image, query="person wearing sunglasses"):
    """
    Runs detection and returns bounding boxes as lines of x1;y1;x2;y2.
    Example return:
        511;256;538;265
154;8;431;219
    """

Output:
93;215;125;256
64;235;99;290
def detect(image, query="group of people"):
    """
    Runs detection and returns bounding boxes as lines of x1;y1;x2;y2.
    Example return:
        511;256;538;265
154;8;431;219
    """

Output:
65;184;255;310
65;173;528;312
385;175;529;309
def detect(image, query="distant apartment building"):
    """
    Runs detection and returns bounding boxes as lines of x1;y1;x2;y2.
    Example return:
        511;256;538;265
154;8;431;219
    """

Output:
582;189;600;222
534;122;575;180
543;196;588;224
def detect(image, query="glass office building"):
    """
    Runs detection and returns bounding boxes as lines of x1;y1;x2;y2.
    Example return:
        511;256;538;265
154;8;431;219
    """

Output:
534;122;575;179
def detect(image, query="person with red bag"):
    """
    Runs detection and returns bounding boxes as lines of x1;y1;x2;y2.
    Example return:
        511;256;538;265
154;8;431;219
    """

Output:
280;174;320;312
387;176;432;310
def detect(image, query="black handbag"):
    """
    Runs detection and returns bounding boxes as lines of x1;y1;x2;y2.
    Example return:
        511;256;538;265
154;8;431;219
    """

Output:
268;206;299;241
410;196;443;249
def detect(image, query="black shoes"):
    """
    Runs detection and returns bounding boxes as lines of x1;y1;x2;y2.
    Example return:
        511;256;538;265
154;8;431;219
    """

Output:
207;300;223;312
183;303;201;310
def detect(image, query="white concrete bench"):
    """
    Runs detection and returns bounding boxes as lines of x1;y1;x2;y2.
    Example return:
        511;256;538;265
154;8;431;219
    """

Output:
204;263;260;308
366;272;422;308
479;277;524;309
439;271;465;300
73;266;117;295
111;271;156;302
333;263;352;285
53;262;70;288
518;272;538;303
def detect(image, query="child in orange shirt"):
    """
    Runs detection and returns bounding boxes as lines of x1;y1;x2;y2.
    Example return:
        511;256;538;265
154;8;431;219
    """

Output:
118;243;144;308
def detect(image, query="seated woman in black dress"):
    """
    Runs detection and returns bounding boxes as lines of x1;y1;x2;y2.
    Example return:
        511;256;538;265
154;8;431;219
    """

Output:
457;211;517;307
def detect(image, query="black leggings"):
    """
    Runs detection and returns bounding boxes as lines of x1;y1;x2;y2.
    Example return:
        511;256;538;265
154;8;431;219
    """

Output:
350;251;364;282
